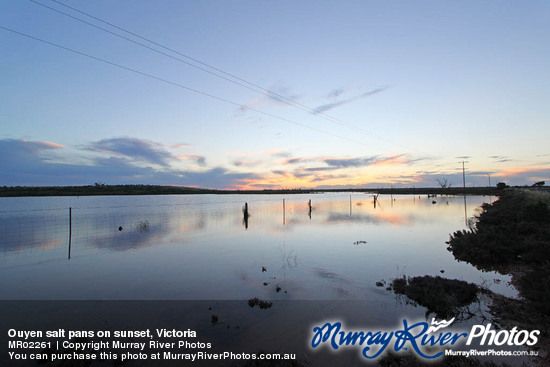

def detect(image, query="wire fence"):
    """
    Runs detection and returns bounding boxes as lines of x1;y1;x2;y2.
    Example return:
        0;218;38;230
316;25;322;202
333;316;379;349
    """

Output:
1;193;406;268
0;197;325;262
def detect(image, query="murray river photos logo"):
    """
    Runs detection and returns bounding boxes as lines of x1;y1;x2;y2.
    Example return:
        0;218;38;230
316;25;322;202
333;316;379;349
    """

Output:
310;318;540;360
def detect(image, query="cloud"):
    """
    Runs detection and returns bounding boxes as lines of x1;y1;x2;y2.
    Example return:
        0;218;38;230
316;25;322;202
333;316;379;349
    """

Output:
232;159;269;168
172;143;192;149
267;149;292;158
178;168;259;189
372;154;412;166
489;155;512;163
313;87;388;114
0;138;64;156
323;157;378;168
493;166;550;185
326;88;346;99
87;137;175;167
304;166;341;172
323;154;412;168
0;139;65;173
236;84;301;115
382;166;550;188
177;154;207;167
283;157;304;165
0;138;259;189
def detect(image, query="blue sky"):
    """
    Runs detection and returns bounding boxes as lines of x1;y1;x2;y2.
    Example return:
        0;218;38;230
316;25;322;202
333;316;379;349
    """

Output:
1;0;549;189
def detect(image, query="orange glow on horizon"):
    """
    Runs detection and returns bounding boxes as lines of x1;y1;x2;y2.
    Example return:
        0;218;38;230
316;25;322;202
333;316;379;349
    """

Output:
233;172;379;190
493;166;550;177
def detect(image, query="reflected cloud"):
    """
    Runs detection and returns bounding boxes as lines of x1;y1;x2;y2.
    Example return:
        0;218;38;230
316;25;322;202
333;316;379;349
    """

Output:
314;268;351;283
324;212;412;226
89;220;168;252
0;215;65;253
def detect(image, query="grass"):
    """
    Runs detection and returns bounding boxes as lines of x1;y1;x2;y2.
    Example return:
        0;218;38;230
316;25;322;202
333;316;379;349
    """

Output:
445;188;550;362
384;188;549;365
447;189;550;273
447;189;550;316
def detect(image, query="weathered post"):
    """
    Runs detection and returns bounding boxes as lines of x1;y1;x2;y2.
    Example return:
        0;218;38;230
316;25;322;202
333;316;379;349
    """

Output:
243;203;249;229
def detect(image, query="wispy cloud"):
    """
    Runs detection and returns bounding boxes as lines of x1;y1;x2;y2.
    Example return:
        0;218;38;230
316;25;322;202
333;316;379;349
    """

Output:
489;155;512;163
87;137;175;167
304;166;341;172
1;138;64;155
325;88;347;99
313;87;389;114
236;83;301;115
172;143;192;149
323;154;411;168
0;139;66;171
323;156;378;168
177;154;207;167
372;154;414;166
282;157;304;165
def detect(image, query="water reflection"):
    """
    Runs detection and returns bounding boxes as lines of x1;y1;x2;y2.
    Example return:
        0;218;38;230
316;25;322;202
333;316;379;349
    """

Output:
0;194;488;254
1;193;509;301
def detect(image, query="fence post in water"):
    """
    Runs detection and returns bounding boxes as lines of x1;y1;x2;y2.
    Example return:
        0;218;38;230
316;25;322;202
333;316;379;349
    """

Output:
68;207;72;260
243;203;249;230
308;199;312;219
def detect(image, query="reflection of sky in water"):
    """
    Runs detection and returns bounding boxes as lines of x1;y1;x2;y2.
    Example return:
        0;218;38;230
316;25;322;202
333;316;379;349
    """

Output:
0;193;513;301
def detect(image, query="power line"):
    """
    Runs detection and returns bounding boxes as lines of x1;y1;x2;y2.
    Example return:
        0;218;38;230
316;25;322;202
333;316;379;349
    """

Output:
32;0;416;152
0;25;380;150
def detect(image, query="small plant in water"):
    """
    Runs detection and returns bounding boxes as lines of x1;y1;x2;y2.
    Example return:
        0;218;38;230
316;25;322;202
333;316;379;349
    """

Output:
248;297;273;309
136;220;150;232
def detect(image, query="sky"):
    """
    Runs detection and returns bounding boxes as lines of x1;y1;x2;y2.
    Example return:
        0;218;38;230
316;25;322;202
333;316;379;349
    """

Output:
1;0;549;189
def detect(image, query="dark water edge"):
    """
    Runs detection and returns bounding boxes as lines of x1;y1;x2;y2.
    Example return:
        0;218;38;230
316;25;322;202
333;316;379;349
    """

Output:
409;188;550;366
0;184;511;197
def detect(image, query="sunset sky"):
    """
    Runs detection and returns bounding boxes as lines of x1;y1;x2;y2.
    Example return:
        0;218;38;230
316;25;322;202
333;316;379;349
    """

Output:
2;1;549;189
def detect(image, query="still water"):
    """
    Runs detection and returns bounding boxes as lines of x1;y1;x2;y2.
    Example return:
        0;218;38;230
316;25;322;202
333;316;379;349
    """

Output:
0;193;512;300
